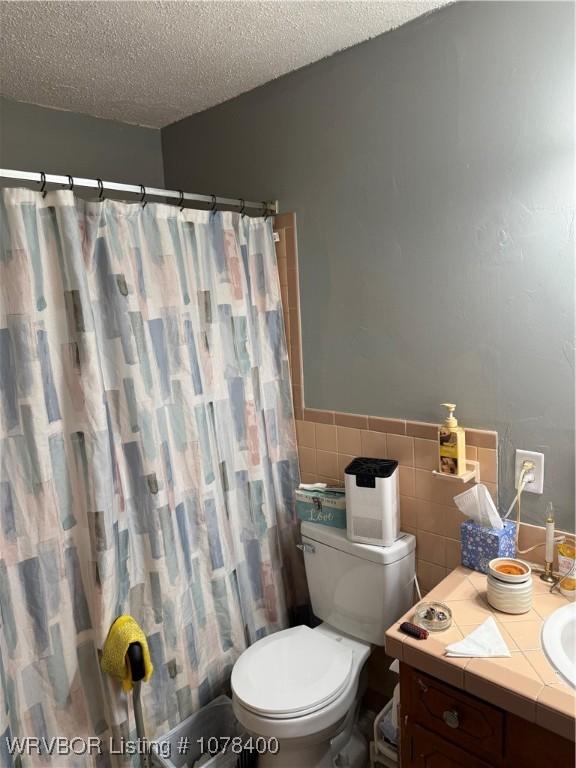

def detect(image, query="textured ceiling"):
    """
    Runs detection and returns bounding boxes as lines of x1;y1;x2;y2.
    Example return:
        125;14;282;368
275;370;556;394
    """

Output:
0;1;449;128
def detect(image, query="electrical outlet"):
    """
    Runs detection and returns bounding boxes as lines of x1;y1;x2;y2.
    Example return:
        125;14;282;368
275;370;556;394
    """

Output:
515;449;544;494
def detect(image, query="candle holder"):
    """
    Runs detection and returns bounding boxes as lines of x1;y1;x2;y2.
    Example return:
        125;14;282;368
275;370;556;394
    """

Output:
540;561;557;583
540;503;557;583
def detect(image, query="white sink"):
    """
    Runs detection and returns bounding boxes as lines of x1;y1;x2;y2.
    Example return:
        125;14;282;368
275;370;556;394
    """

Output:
542;602;576;688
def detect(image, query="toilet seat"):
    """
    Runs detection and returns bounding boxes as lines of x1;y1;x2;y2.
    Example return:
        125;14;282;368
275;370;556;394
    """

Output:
231;625;353;719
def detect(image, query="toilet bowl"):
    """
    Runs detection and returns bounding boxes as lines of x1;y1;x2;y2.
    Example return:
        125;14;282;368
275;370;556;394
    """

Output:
232;624;370;767
231;523;415;768
233;623;369;730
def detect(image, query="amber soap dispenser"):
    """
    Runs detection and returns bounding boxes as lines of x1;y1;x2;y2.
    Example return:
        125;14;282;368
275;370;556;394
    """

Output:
438;403;466;476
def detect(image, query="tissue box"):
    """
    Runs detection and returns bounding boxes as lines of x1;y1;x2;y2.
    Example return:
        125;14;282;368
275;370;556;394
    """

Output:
461;520;517;574
295;488;346;529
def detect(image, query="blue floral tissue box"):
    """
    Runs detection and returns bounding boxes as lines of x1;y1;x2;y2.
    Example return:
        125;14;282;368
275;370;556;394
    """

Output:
460;520;516;574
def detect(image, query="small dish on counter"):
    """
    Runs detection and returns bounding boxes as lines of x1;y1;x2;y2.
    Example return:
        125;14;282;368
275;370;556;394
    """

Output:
413;601;453;631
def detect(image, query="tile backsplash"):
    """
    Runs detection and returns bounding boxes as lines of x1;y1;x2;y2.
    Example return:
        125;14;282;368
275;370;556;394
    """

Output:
295;409;498;594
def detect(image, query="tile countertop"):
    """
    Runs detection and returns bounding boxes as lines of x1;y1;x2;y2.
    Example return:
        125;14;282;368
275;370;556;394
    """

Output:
385;566;576;741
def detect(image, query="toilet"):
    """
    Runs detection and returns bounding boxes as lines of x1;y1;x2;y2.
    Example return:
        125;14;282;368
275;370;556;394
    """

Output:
231;521;416;768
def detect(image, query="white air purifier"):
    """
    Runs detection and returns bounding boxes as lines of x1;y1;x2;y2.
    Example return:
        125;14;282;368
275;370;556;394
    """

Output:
344;457;400;546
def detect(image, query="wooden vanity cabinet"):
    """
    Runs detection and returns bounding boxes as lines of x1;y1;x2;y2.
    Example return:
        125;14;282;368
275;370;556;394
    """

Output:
399;663;575;768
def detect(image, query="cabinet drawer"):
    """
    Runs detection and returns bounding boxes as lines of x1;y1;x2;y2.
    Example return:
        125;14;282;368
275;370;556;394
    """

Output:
405;724;493;768
402;665;504;761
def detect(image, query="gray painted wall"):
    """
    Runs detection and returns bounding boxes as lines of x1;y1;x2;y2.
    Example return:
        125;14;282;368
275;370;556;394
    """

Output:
162;1;575;530
0;97;164;187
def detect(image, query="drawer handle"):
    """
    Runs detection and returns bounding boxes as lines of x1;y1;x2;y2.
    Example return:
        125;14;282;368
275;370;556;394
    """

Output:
443;709;460;729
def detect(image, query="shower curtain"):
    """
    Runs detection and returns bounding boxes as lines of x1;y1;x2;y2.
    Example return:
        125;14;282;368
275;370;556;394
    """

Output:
0;188;304;766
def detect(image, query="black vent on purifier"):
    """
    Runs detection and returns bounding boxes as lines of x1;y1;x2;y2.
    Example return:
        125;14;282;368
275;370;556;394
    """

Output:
344;457;399;488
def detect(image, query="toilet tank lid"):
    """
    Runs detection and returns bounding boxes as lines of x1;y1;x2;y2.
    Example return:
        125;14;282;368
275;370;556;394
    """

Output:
301;523;415;565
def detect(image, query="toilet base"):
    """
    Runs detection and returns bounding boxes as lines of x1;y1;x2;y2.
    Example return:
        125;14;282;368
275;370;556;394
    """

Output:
253;723;367;768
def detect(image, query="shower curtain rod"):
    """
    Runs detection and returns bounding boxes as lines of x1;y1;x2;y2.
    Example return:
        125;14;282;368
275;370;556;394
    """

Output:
0;168;279;215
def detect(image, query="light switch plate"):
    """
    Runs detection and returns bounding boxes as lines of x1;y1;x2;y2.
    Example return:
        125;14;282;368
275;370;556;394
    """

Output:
515;449;544;494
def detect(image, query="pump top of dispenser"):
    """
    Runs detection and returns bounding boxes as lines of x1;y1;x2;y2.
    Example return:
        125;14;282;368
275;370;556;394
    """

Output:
442;403;459;428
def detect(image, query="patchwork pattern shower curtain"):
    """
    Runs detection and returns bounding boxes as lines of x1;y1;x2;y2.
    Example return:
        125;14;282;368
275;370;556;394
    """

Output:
0;189;304;766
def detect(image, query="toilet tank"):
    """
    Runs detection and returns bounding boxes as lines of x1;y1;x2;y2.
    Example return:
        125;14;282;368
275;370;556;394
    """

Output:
300;522;415;645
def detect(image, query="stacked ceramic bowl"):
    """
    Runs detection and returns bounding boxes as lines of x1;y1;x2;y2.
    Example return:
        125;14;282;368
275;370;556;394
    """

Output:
487;558;533;614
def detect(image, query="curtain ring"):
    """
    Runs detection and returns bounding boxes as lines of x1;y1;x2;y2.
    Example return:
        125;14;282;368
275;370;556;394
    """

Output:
210;194;217;213
177;190;184;212
140;185;147;208
39;171;47;198
97;178;104;201
239;198;246;218
261;201;270;220
67;175;74;191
